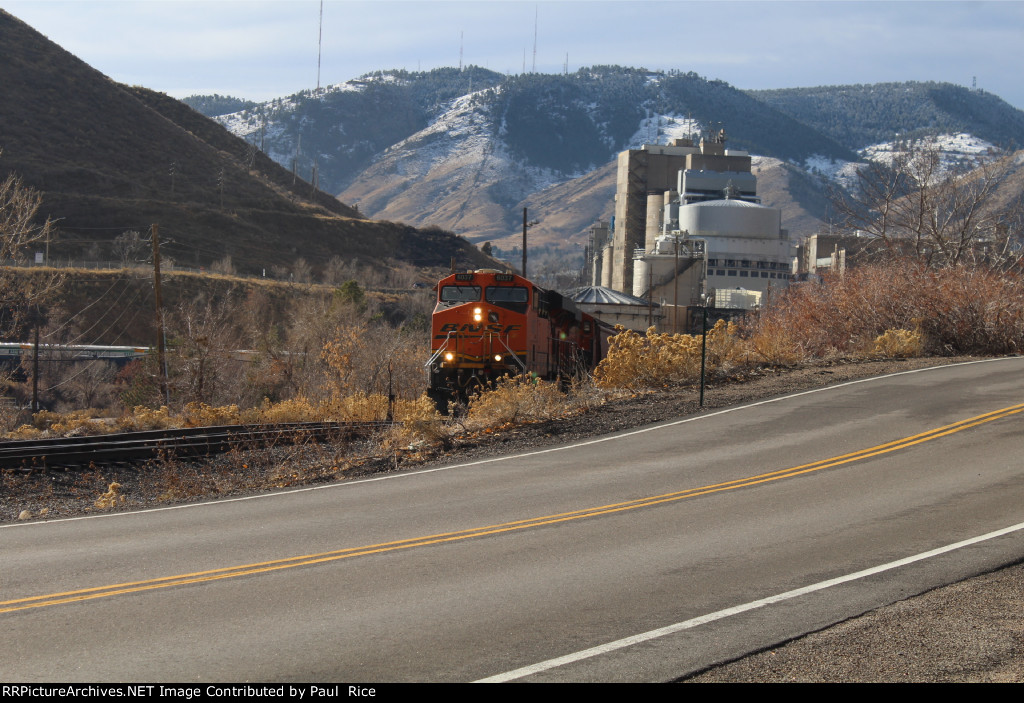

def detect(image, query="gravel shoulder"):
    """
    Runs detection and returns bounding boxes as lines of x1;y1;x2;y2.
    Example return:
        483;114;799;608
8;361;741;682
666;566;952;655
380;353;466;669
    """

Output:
4;355;1023;682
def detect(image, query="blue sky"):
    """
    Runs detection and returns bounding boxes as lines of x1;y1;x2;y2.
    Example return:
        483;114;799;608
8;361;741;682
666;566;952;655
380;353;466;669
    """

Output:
5;0;1023;109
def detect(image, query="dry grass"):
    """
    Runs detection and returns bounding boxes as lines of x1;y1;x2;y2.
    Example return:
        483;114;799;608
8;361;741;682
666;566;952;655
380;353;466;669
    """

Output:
465;375;574;428
747;261;1024;358
594;320;746;389
589;261;1019;391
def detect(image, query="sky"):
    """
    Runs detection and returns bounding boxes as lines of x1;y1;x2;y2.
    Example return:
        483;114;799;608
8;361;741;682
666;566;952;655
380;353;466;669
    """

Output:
4;0;1023;109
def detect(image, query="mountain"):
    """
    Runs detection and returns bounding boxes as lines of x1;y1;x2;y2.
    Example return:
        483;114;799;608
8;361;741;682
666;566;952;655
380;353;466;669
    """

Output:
202;68;1024;273
0;10;490;275
747;82;1024;151
288;66;856;251
201;67;507;196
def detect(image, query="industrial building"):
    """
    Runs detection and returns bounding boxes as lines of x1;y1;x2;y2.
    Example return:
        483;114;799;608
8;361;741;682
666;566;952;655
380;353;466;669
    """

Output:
589;130;795;327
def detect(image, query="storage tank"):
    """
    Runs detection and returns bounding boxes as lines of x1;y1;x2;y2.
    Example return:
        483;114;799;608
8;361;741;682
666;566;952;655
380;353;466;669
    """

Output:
678;199;779;240
645;193;663;250
601;243;613;288
633;259;651;298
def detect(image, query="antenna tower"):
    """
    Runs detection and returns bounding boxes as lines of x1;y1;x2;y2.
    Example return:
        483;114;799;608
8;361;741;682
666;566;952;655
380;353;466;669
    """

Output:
316;0;323;91
532;5;538;72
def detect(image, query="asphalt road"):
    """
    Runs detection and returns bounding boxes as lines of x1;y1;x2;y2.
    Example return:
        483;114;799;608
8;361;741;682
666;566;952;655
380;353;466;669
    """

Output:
3;358;1023;682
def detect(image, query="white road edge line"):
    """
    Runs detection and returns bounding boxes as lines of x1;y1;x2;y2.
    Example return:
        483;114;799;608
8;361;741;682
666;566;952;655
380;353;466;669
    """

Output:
474;519;1024;683
3;357;1011;529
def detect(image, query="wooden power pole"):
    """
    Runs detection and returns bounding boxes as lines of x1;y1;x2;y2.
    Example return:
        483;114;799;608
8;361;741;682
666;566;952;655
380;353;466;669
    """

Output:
151;224;169;404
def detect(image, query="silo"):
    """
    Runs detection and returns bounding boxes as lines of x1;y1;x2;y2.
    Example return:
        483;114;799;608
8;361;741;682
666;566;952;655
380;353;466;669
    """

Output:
645;193;663;251
633;258;651;298
601;244;613;288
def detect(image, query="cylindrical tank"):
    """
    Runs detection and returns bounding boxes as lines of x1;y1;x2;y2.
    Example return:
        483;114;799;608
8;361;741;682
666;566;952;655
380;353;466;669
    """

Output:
678;200;779;239
600;244;613;288
633;259;651;298
645;193;663;250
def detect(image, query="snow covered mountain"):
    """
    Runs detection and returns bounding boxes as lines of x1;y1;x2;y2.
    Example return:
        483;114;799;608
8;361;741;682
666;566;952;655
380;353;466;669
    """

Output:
201;70;1024;268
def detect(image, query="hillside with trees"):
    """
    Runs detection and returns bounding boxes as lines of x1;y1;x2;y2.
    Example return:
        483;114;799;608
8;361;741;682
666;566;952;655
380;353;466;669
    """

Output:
748;82;1024;151
201;67;1024;269
0;10;490;276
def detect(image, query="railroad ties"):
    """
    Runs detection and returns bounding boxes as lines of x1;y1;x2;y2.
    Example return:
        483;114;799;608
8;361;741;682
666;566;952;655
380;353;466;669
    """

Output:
0;422;392;471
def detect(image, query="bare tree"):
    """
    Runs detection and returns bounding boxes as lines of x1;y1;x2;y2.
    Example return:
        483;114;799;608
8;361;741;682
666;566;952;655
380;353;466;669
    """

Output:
112;230;146;268
291;258;313;284
1;154;62;419
211;255;236;276
831;139;1023;270
321;255;350;286
167;294;245;406
54;360;120;412
0;159;54;266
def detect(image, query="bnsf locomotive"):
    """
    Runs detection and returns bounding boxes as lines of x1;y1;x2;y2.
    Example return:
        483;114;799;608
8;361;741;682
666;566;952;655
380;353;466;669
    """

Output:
426;269;610;409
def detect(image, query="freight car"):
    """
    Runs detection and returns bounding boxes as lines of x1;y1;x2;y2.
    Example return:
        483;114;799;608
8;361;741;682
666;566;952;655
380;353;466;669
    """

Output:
426;270;611;409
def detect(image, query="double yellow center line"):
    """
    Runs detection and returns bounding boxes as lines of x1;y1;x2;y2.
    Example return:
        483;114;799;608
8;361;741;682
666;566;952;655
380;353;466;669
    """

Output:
4;402;1022;614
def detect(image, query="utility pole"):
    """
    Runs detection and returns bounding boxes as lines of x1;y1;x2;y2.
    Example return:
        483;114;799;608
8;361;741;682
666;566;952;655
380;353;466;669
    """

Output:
151;224;169;405
673;235;679;334
647;267;653;328
31;306;40;412
522;207;528;278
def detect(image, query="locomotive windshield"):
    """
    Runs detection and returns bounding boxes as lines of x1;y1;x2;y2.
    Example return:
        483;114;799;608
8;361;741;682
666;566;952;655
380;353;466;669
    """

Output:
485;285;529;312
439;285;482;305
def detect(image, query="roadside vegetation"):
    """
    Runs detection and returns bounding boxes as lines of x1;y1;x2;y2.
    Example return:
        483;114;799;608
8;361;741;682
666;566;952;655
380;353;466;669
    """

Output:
6;258;1017;445
3;136;1023;518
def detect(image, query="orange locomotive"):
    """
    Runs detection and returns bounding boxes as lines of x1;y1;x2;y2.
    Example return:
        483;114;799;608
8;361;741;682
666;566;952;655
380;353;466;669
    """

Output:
426;270;609;408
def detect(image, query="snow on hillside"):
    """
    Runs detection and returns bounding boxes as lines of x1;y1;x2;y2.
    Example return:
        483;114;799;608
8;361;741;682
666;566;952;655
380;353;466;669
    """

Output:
362;87;579;203
216;96;299;167
804;155;859;190
214;78;378;168
626;113;703;149
861;133;999;174
803;133;1000;191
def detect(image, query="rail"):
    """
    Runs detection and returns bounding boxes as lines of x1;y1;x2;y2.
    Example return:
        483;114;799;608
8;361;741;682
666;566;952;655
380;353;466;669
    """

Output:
0;421;393;470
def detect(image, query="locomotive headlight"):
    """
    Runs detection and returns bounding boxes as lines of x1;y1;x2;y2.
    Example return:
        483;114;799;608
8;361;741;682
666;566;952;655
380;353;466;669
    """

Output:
494;354;502;362
444;352;454;362
473;307;483;322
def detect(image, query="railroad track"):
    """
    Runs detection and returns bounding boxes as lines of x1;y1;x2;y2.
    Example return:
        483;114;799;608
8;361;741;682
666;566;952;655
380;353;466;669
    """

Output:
0;422;393;470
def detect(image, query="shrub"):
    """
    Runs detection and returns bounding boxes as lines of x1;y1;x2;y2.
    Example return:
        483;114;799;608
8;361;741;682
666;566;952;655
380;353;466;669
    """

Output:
872;328;924;359
181;402;241;427
466;375;571;427
744;261;1024;358
116;406;175;431
594;320;744;389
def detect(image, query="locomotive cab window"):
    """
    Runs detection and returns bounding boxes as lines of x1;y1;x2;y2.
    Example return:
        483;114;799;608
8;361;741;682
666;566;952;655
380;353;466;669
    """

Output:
485;286;529;312
439;285;482;306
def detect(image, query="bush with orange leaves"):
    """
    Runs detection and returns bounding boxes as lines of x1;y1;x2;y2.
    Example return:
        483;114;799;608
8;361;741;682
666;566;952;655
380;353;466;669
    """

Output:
744;261;1024;358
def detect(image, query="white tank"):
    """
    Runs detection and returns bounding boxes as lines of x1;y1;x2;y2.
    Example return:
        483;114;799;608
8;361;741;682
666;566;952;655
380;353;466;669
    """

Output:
633;259;651;298
601;244;613;288
678;200;780;240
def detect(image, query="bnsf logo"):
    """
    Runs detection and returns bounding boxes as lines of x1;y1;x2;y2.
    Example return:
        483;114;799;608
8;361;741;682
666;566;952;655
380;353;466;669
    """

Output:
436;323;521;335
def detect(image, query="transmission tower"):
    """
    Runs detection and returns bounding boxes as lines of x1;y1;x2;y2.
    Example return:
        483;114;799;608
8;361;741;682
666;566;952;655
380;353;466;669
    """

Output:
532;5;537;72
